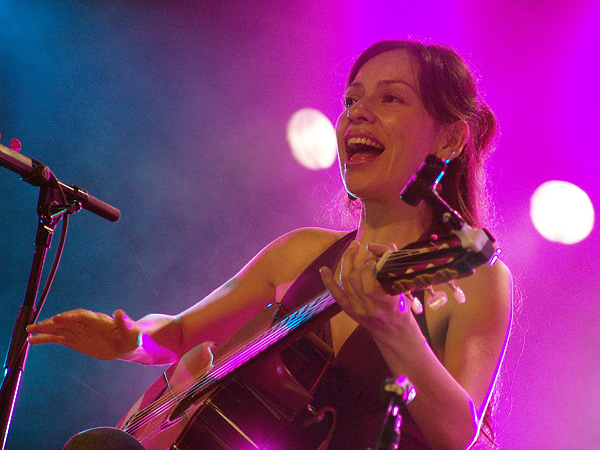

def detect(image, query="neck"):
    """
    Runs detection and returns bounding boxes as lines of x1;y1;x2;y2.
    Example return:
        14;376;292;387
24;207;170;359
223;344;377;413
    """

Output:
355;196;433;249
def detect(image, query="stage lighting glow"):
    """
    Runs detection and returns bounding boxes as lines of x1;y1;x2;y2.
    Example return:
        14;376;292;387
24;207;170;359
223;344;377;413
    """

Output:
286;108;337;170
530;180;595;244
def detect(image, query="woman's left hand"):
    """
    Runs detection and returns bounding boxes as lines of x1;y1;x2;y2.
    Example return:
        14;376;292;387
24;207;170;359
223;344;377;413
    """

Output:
320;240;414;341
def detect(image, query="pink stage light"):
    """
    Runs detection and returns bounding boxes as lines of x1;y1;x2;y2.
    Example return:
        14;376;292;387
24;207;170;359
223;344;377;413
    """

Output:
530;180;595;244
286;108;337;170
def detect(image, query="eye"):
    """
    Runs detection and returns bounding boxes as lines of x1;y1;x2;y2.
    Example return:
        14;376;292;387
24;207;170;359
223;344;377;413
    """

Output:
344;96;357;108
383;94;404;104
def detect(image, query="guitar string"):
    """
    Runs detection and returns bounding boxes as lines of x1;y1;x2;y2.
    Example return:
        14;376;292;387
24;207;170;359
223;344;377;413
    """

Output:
386;238;458;258
382;246;458;270
123;312;302;435
382;237;458;262
123;314;300;438
383;254;456;271
123;291;336;439
130;258;458;443
126;294;334;442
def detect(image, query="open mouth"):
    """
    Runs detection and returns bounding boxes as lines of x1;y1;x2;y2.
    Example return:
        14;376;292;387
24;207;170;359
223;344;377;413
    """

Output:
346;137;385;162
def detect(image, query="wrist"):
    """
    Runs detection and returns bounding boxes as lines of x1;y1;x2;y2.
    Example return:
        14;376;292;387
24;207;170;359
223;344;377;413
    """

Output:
371;319;431;368
118;332;143;361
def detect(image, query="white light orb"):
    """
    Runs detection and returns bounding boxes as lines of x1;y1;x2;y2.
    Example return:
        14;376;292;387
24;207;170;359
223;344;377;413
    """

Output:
530;180;595;244
286;108;337;170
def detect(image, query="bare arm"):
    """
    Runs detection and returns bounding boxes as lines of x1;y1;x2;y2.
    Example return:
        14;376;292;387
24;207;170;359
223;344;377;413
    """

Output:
27;228;338;366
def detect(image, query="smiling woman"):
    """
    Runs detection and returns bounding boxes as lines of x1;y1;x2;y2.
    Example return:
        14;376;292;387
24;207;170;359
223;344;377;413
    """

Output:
341;41;497;229
338;50;444;205
27;39;511;450
316;40;510;450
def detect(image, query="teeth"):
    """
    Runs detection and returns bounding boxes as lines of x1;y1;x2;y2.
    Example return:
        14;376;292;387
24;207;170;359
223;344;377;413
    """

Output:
347;137;384;150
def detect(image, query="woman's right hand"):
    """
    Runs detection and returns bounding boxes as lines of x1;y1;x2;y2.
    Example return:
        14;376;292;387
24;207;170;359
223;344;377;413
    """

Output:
27;309;140;360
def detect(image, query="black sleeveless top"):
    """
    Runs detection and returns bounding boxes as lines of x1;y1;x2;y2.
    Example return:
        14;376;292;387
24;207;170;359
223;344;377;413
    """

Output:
280;231;432;450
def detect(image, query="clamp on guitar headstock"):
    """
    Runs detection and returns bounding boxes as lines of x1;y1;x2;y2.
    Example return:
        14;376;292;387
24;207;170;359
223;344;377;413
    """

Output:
371;154;503;313
400;153;500;264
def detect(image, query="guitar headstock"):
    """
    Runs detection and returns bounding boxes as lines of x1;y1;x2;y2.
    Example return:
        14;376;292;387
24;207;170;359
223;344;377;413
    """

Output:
375;224;499;309
377;154;501;311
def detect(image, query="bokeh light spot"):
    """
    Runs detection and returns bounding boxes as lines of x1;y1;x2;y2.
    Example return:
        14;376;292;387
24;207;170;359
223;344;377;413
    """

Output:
286;108;337;170
530;180;595;244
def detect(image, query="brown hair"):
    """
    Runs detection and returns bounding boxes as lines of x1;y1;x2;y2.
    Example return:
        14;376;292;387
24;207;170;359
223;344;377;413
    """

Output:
347;39;498;228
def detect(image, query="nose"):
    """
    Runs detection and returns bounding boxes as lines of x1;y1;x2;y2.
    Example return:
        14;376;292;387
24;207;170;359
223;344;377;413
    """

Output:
345;100;375;123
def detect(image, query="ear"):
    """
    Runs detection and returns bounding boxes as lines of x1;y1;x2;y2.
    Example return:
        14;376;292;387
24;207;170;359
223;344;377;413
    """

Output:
434;120;469;162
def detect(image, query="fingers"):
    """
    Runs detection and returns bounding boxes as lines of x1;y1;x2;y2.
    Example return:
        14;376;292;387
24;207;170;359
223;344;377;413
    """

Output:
27;309;111;342
367;243;397;272
321;241;391;315
319;266;348;310
113;309;135;332
27;310;84;346
341;243;387;308
366;242;398;257
27;311;73;335
27;332;68;346
25;308;140;360
28;309;88;330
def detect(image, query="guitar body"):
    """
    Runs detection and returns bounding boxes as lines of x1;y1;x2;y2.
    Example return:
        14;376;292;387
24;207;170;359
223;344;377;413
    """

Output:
118;303;336;450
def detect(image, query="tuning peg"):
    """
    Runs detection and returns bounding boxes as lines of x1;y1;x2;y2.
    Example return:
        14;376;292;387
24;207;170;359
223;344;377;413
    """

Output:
426;287;448;310
406;292;423;314
449;281;466;303
9;138;21;152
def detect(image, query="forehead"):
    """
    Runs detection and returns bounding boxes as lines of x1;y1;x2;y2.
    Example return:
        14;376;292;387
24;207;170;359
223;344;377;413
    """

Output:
348;49;420;91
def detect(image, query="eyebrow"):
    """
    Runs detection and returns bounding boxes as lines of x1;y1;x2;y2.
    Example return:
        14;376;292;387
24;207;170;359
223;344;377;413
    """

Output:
347;79;419;96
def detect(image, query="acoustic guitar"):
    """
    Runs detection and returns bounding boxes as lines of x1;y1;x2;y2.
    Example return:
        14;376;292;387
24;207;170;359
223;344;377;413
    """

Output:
117;226;497;450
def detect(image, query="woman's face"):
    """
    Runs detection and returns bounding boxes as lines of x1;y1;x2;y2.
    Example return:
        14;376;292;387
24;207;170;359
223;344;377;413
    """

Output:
336;49;443;202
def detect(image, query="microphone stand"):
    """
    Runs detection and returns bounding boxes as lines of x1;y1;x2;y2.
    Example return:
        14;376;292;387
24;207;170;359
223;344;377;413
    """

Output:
370;376;416;450
0;141;120;450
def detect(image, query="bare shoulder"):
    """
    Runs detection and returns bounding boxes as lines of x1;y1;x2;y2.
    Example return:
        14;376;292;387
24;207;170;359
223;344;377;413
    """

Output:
271;227;349;254
426;258;512;353
175;228;351;349
239;228;347;287
254;227;350;287
460;258;513;311
445;258;513;344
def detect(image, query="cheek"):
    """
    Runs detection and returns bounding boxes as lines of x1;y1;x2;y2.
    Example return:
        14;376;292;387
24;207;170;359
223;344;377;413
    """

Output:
388;117;438;153
335;117;348;153
335;112;348;135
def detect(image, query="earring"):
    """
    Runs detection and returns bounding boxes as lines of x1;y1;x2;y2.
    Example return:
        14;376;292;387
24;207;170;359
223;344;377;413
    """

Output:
444;150;456;164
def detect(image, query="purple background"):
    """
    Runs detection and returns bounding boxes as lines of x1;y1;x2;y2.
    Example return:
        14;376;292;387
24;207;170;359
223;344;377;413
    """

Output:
1;1;599;449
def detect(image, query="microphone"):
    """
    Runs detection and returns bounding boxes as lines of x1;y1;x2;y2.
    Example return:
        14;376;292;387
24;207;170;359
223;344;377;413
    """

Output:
372;376;416;450
0;141;121;222
399;154;446;206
